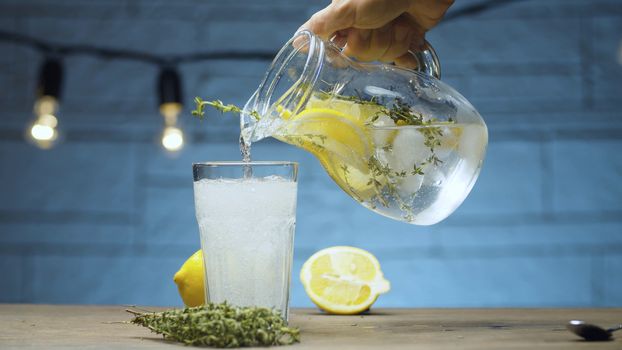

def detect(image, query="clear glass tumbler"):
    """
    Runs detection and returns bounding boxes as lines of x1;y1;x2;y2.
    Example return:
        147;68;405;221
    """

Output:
192;161;298;320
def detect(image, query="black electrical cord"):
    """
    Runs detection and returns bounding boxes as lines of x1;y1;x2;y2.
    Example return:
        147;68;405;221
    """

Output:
37;58;63;100
158;67;183;106
443;0;524;21
0;30;275;64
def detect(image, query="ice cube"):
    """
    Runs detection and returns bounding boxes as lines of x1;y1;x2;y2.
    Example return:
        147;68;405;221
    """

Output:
380;128;431;195
391;128;431;171
375;148;391;166
400;174;424;194
371;115;395;147
431;125;459;160
459;124;488;164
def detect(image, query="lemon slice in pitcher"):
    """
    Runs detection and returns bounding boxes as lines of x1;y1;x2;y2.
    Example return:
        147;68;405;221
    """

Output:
277;106;375;200
300;246;390;315
305;95;384;122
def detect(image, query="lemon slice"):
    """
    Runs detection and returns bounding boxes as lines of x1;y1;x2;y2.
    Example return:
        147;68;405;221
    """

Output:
305;95;384;124
277;107;375;200
284;107;369;158
173;250;205;307
300;246;390;314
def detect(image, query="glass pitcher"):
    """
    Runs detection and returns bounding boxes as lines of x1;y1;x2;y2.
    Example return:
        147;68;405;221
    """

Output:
241;30;488;225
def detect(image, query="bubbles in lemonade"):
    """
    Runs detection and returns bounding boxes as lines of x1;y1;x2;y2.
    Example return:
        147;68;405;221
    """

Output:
241;93;487;225
193;176;297;318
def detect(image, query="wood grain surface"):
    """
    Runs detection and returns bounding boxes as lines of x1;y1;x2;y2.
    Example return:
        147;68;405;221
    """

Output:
1;305;621;349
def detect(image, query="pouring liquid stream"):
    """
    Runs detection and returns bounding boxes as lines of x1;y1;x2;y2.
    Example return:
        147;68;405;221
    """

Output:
240;135;253;178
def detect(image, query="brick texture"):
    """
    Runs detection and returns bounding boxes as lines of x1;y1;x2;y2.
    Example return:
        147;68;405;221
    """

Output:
0;0;620;308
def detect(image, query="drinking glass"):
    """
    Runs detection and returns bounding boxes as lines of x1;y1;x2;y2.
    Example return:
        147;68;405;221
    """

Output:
192;161;298;320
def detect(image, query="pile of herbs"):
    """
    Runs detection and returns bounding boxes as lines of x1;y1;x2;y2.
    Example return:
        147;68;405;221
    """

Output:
127;303;300;348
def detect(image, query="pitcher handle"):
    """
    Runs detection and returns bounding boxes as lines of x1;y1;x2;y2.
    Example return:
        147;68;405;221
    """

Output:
409;40;441;80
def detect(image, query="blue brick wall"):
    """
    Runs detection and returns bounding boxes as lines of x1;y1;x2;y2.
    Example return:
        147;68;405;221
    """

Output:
0;0;621;308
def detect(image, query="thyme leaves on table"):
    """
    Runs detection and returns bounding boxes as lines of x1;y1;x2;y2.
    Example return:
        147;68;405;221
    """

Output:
127;303;300;348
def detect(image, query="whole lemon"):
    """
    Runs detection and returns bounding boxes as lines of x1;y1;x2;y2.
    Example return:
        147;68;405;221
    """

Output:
173;250;205;307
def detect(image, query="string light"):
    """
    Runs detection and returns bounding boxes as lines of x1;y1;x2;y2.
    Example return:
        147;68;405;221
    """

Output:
0;0;516;152
26;58;63;149
161;126;184;152
158;67;184;152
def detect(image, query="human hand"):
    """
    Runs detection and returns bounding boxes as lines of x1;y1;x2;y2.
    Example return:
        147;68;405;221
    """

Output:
300;0;453;69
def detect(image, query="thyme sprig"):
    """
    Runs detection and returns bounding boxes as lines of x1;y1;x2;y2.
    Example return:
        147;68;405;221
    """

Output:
127;303;300;348
316;90;380;106
192;97;260;121
384;99;425;125
366;154;417;221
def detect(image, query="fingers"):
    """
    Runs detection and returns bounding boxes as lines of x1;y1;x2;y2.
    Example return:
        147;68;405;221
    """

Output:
302;0;412;40
394;52;419;70
332;29;350;48
379;15;424;62
342;15;425;64
298;0;434;69
392;32;431;70
343;28;383;62
408;0;454;31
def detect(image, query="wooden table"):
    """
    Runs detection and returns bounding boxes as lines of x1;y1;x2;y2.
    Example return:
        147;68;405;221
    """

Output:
1;305;621;349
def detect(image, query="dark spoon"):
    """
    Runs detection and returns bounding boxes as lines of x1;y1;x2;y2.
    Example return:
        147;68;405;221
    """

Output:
567;320;622;341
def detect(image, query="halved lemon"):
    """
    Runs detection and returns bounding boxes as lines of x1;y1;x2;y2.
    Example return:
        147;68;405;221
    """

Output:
300;246;390;315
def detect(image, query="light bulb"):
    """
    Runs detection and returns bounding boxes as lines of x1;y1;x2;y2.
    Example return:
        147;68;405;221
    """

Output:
26;58;63;150
157;67;184;153
34;96;58;117
31;124;55;141
28;112;59;149
160;102;182;125
162;126;184;152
